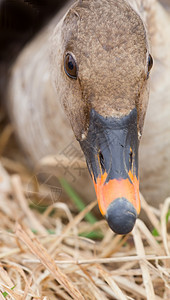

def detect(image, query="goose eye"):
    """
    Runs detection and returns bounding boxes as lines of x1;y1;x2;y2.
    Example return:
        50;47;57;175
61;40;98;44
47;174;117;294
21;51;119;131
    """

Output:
64;54;77;79
147;54;153;77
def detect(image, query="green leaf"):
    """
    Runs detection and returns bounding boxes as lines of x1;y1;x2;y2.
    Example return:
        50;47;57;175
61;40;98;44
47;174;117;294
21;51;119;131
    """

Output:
29;204;47;214
79;230;104;240
166;209;170;223
2;286;16;298
59;178;97;224
2;291;8;298
47;229;56;234
152;209;170;237
152;228;159;237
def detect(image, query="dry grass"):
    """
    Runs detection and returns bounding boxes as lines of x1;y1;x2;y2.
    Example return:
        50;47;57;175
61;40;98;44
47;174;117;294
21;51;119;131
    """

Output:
0;115;170;300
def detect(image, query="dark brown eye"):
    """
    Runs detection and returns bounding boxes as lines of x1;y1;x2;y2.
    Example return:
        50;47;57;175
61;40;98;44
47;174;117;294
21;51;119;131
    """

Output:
147;54;153;78
64;53;77;79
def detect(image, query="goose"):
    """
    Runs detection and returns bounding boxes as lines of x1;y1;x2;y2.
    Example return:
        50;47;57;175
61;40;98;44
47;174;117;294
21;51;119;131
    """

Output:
5;0;170;234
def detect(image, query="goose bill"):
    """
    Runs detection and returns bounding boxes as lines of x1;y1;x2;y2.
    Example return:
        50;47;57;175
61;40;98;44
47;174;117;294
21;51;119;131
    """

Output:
80;108;140;234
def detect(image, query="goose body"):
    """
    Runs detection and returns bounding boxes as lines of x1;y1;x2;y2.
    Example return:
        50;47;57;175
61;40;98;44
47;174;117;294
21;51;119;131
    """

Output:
6;0;170;233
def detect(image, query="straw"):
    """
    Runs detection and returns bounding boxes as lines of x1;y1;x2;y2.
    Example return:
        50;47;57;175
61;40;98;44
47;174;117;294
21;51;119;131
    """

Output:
0;120;169;299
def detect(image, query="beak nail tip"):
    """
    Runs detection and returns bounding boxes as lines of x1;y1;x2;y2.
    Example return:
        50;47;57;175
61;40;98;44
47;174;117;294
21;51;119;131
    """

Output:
106;197;137;234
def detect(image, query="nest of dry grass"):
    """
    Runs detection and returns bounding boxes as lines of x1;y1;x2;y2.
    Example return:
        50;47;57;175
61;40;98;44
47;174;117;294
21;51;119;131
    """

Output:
0;114;170;300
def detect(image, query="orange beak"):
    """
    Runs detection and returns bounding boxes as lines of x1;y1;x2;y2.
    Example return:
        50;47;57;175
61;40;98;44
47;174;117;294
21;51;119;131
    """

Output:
93;170;140;217
79;108;140;234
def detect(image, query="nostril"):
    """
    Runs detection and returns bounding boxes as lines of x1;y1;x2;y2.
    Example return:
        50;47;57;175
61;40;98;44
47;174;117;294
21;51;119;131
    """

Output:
129;150;133;169
106;197;137;234
99;151;105;172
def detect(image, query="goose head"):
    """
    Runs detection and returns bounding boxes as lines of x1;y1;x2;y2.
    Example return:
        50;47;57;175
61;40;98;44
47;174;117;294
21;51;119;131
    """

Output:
51;0;153;234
